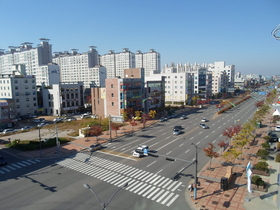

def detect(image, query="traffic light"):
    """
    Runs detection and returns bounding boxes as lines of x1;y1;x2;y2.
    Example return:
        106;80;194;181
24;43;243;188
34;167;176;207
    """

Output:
148;153;158;158
166;157;175;161
171;173;181;181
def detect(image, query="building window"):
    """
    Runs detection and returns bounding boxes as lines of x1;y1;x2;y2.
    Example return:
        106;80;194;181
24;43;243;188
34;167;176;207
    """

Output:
15;86;18;90
25;85;28;89
112;102;114;106
26;98;29;102
111;93;114;97
16;105;20;108
111;84;114;88
15;80;18;83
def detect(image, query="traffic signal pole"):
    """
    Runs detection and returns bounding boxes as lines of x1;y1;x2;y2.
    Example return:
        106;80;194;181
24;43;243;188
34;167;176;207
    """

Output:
191;143;198;200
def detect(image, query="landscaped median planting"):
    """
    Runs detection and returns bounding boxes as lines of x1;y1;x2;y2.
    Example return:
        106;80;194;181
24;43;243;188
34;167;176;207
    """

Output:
217;95;251;114
5;137;72;151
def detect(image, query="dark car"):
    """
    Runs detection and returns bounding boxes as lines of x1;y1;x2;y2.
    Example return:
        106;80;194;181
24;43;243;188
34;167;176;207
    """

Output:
0;156;7;166
88;144;102;152
173;126;183;131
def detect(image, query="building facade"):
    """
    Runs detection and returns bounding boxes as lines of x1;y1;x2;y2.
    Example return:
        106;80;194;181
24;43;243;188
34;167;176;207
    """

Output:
41;82;84;116
0;71;37;117
0;39;59;86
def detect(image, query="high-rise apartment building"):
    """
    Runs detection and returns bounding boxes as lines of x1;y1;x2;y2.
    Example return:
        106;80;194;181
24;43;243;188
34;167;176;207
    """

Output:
135;49;161;77
100;48;135;79
0;39;60;86
52;47;104;88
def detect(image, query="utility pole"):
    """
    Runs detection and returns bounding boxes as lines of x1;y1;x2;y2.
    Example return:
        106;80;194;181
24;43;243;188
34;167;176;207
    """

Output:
191;143;198;200
55;122;60;156
109;115;112;141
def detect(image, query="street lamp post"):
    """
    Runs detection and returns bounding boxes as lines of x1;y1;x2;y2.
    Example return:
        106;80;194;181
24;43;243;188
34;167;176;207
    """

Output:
83;182;128;210
191;143;199;200
54;122;60;156
37;124;42;158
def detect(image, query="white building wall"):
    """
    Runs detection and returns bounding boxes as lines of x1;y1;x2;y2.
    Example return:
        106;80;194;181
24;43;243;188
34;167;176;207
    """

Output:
0;72;37;116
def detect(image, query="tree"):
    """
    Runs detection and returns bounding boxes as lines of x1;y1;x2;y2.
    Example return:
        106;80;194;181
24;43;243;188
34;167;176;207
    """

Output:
256;149;269;159
88;125;103;143
149;110;157;119
255;100;264;108
223;147;242;165
222;125;242;140
203;143;219;169
217;140;229;155
111;123;121;137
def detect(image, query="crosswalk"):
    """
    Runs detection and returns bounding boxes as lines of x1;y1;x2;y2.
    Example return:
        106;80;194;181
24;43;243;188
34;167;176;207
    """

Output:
56;153;183;207
0;159;41;174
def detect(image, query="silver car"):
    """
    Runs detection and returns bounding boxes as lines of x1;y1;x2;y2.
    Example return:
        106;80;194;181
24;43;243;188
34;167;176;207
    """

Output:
199;123;209;129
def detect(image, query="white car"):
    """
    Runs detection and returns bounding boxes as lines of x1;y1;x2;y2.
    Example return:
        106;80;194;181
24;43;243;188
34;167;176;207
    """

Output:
275;126;280;132
201;118;208;122
180;115;187;120
173;129;182;135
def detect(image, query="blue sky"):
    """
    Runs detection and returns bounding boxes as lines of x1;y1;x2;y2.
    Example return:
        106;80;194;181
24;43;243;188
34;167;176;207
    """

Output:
0;0;279;76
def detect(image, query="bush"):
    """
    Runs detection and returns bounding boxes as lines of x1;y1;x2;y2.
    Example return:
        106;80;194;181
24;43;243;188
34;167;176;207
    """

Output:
254;161;269;171
251;175;265;186
263;136;272;142
256;149;269;159
262;142;270;150
276;153;280;162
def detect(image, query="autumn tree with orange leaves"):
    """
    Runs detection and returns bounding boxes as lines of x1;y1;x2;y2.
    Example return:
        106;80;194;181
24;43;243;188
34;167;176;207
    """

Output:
203;143;219;170
222;125;242;140
217;140;229;155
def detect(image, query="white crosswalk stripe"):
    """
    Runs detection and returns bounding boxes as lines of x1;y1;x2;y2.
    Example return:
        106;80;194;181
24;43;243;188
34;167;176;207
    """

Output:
56;153;183;207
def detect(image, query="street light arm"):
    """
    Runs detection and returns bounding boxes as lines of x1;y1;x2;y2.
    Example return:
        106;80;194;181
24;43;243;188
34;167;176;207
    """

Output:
104;183;128;208
83;184;104;208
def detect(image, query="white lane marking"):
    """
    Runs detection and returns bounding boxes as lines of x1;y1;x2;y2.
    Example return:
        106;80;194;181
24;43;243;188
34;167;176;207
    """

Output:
147;160;157;168
166;151;172;155
156;169;163;174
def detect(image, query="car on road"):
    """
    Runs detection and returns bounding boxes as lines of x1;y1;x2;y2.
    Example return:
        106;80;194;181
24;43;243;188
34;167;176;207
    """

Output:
133;145;149;157
199;123;209;129
173;129;182;135
180;115;187;120
0;156;7;165
173;126;183;131
2;129;17;134
88;144;102;152
201;118;208;122
21;126;32;131
159;117;166;122
275;126;280;132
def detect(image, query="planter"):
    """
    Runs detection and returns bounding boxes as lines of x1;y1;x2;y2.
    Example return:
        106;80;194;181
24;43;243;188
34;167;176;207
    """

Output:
252;169;269;176
252;183;267;192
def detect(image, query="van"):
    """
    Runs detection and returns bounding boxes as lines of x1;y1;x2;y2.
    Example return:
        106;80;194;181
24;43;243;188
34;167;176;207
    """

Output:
81;114;91;119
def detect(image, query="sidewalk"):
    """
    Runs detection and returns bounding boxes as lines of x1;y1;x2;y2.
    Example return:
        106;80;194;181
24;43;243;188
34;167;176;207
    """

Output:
0;119;159;159
186;107;279;210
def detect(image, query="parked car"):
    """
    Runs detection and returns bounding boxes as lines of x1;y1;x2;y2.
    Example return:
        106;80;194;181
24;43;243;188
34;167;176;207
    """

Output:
199;123;209;129
0;156;7;165
88;144;102;152
2;129;16;134
173;126;183;131
180;115;187;120
53;118;63;123
159;117;166;122
21;126;31;131
275;126;280;132
173;129;182;135
66;117;77;121
33;119;40;123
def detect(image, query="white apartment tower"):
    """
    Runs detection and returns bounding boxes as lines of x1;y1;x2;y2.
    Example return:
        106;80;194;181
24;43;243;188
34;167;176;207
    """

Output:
135;49;161;77
100;48;135;79
0;70;37;117
0;39;60;86
52;47;104;88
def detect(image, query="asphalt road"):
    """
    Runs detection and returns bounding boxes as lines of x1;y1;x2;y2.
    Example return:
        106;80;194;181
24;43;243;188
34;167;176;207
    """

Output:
0;93;266;210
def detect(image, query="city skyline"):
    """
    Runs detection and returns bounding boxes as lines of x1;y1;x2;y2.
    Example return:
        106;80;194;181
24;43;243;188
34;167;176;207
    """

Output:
0;0;279;76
